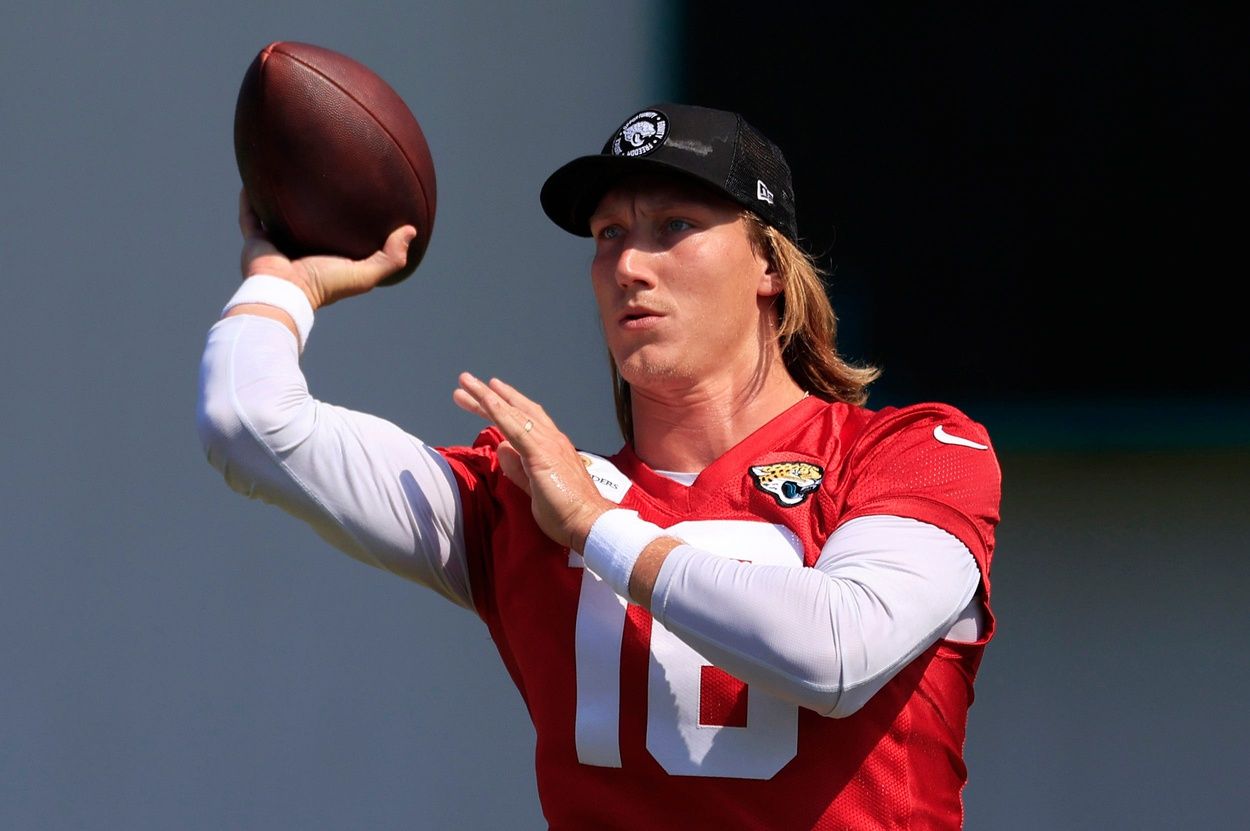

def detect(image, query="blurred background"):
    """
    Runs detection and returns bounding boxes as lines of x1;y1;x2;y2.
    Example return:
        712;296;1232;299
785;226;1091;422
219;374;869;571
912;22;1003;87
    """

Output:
1;2;1244;828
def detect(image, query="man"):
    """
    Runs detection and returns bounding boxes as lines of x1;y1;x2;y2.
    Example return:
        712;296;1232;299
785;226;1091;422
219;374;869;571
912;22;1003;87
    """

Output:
198;103;1001;829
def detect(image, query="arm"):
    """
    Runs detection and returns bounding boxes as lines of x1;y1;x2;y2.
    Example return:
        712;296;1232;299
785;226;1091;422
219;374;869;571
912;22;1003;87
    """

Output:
577;509;978;717
638;514;981;717
196;192;473;607
197;310;473;607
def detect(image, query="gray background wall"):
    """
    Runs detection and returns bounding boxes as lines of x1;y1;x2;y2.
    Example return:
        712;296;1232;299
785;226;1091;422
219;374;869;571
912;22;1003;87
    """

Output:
1;3;1244;829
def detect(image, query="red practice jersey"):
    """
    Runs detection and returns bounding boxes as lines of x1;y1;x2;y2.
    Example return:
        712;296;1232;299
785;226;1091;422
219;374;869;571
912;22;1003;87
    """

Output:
438;395;1001;830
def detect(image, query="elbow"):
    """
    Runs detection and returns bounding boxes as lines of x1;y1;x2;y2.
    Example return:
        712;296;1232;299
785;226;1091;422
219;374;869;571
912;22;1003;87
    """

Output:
195;373;299;499
196;379;308;471
196;321;316;500
794;650;898;719
197;338;248;467
763;655;878;719
197;366;308;463
195;361;299;477
807;665;888;719
196;382;237;471
733;658;860;719
823;688;872;719
789;669;866;720
782;682;870;720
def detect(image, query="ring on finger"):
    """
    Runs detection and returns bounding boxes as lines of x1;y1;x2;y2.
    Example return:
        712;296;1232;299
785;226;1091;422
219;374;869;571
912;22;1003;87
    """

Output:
523;419;534;433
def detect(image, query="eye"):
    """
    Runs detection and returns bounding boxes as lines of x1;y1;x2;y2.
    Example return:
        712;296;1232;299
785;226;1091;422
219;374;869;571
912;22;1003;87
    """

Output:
595;224;623;241
664;218;693;234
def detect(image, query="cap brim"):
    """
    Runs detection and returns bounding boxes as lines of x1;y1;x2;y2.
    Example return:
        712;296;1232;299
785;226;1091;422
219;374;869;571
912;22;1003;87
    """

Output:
540;154;730;238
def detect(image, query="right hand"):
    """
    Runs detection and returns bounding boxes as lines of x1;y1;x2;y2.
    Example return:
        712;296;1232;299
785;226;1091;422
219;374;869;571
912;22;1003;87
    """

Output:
238;188;417;310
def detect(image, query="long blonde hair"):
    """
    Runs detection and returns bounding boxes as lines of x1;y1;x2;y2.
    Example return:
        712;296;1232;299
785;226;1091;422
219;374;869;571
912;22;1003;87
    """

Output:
610;212;880;444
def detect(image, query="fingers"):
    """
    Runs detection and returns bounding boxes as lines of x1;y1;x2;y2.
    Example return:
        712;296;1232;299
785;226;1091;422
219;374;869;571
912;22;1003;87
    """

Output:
454;372;552;446
455;372;526;439
496;441;531;494
453;373;543;498
238;188;264;238
237;188;250;234
383;225;418;263
452;383;535;494
453;373;606;552
451;386;489;420
485;376;553;430
326;224;416;293
238;189;291;280
357;225;417;285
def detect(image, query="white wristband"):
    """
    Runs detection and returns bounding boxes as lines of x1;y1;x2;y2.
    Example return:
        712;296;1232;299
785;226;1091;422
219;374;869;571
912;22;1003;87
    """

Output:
583;509;667;600
222;275;315;352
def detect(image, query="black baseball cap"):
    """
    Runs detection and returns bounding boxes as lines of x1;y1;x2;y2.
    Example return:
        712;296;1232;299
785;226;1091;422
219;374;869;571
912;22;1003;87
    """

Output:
540;103;799;242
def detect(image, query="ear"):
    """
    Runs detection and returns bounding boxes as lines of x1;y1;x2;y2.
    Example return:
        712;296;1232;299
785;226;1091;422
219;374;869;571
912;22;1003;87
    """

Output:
755;248;783;298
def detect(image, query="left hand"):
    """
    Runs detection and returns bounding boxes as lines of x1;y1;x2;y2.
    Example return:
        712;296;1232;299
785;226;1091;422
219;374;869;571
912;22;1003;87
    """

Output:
453;373;612;552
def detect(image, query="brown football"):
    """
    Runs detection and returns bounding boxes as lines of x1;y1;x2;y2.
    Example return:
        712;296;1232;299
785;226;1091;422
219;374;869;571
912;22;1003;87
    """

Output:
234;41;436;285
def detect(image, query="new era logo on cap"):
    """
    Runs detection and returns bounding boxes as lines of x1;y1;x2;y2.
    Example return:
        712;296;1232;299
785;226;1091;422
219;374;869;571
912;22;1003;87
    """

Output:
756;179;774;205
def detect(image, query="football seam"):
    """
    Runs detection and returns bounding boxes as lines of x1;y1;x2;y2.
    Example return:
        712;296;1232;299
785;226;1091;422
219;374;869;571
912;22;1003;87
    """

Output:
248;48;304;253
277;48;433;235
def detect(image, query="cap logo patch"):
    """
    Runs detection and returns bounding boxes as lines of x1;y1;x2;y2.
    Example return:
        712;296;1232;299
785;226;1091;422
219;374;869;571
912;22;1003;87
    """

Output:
756;179;775;205
612;110;669;157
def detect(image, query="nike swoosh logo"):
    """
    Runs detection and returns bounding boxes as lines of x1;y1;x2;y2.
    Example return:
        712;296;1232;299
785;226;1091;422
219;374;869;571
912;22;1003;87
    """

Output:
933;425;989;450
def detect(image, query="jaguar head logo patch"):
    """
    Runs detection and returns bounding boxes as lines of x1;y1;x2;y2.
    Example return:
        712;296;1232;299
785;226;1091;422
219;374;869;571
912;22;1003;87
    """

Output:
749;461;824;507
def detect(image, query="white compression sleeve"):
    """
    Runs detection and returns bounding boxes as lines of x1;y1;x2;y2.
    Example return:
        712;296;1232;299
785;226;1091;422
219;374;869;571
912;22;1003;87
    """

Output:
648;515;982;717
196;312;474;609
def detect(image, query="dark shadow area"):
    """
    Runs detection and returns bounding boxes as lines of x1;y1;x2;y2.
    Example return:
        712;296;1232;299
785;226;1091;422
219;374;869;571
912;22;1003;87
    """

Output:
677;4;1246;448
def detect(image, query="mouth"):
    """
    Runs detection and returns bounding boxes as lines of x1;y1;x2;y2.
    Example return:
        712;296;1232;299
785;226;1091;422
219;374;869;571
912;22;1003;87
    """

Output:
618;307;664;329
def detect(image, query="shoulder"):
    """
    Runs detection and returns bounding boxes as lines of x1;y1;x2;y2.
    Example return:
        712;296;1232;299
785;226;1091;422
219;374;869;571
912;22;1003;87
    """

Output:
857;401;994;454
833;400;1002;539
806;396;1000;497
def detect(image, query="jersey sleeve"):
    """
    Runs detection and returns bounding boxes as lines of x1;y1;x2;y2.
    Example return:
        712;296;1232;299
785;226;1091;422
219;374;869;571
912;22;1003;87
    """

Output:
435;427;509;619
835;403;1002;600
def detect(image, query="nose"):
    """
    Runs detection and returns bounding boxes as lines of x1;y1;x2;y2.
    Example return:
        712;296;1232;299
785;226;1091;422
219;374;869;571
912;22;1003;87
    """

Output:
614;237;658;289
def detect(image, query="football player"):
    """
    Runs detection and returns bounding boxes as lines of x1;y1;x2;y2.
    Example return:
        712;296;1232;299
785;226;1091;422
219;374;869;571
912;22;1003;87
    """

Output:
198;103;1001;829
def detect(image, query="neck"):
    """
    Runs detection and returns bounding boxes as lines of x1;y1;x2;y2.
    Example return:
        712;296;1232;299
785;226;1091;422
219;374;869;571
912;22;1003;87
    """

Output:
628;355;807;472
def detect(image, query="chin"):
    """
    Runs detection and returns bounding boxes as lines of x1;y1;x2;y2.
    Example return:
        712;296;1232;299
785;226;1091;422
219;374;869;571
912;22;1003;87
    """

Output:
616;350;694;390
